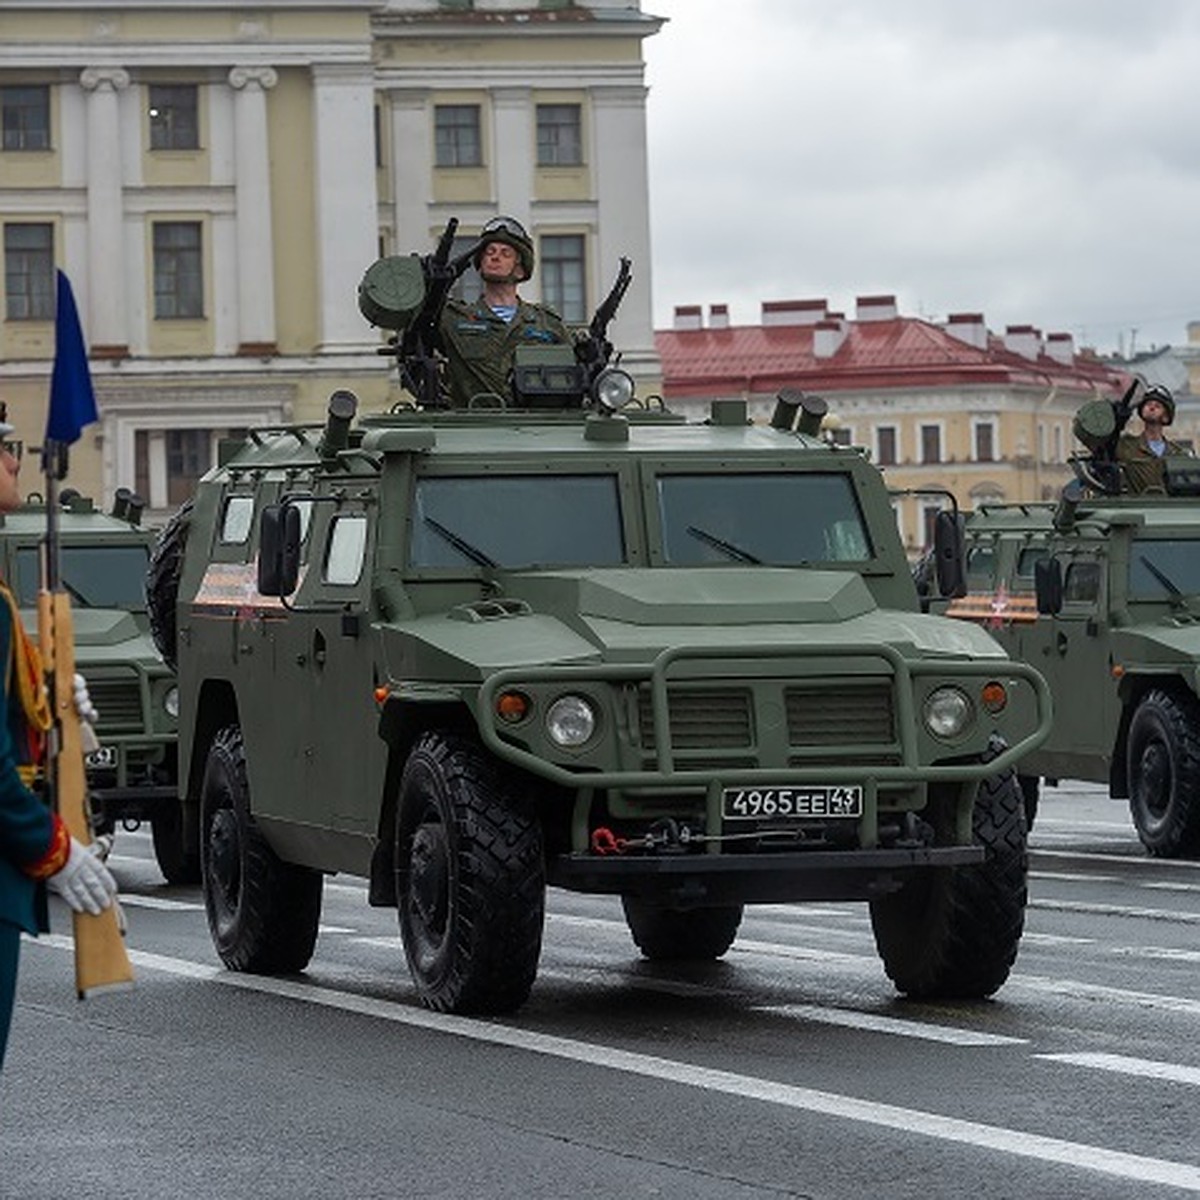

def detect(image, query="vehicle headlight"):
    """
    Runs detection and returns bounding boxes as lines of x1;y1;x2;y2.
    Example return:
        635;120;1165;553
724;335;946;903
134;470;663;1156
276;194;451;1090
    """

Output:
545;695;597;748
163;686;179;719
592;368;635;413
924;686;972;739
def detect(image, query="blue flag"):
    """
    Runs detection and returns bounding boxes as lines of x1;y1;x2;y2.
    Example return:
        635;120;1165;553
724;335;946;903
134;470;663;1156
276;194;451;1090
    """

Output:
45;270;98;445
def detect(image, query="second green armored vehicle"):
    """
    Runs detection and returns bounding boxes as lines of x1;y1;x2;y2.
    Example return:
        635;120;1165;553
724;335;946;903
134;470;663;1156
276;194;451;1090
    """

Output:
940;389;1200;857
4;490;186;880
157;241;1053;1015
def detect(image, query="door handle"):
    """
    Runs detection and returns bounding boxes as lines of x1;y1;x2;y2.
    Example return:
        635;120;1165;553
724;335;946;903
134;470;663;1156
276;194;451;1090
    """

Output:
313;629;327;669
1056;631;1068;656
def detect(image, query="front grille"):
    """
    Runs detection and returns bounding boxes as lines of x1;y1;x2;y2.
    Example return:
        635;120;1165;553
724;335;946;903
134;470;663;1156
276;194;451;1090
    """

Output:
785;683;894;746
637;687;752;750
90;678;145;731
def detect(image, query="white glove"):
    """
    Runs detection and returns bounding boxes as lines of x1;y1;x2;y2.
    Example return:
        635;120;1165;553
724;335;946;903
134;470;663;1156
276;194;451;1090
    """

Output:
73;673;99;725
73;673;101;754
47;837;118;915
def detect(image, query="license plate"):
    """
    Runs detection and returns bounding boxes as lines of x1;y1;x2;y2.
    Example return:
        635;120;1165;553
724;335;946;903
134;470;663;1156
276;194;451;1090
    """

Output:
86;745;118;769
722;785;863;820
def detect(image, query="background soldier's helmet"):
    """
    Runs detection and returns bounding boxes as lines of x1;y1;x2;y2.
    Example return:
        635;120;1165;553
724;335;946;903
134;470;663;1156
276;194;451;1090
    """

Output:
474;215;535;282
1138;384;1176;426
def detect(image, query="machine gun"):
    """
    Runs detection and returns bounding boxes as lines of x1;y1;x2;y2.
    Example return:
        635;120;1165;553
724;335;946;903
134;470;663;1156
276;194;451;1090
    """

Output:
1070;378;1144;495
358;218;479;409
574;255;632;390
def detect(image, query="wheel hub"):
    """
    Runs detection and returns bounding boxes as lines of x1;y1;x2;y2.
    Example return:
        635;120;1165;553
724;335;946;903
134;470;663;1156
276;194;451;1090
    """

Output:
1137;743;1171;819
409;823;449;937
209;808;241;909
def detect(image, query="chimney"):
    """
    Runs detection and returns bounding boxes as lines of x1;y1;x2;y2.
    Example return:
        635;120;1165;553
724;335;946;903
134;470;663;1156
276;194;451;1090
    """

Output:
813;317;848;358
762;298;827;327
1004;324;1042;360
1045;331;1075;365
946;312;988;351
708;303;729;330
673;304;703;331
856;294;897;321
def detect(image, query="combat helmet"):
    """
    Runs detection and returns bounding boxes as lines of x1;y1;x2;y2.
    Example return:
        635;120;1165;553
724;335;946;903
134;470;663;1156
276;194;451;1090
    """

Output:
1138;384;1176;426
474;215;535;282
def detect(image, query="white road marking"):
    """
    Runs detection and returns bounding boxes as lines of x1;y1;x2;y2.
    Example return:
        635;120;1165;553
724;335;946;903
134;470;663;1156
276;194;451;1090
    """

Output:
1039;1053;1200;1088
754;1004;1026;1046
1030;871;1117;884
1031;898;1200;924
27;935;1200;1194
1144;881;1200;894
1020;932;1095;946
1110;946;1200;965
118;895;204;912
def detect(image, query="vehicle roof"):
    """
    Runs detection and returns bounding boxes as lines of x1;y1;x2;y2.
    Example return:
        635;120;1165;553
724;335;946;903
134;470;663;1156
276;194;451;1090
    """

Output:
969;496;1200;537
0;507;152;539
223;412;857;473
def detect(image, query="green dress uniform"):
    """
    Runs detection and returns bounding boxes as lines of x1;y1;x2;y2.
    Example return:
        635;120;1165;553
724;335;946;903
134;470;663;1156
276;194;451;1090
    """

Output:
1115;432;1191;494
0;586;66;1069
439;297;570;409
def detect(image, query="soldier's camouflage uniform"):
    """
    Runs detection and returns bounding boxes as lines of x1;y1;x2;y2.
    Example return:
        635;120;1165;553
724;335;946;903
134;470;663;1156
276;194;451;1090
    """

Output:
1116;432;1192;494
439;297;570;409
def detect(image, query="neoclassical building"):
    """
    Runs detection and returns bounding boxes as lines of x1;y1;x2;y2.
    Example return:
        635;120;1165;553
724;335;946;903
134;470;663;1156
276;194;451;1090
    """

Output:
656;296;1135;551
0;0;663;514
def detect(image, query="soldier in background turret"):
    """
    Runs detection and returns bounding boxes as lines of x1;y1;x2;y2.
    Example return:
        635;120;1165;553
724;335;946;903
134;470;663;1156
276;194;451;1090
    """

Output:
1116;386;1192;493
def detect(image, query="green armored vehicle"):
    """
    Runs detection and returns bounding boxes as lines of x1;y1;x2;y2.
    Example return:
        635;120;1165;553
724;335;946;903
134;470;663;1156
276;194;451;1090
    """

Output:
4;490;186;880
158;242;1052;1015
941;389;1200;857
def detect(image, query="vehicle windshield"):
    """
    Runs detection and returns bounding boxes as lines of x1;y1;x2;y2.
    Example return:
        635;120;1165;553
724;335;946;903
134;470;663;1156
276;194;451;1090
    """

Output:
14;543;150;609
410;474;625;568
1128;537;1200;600
657;472;873;566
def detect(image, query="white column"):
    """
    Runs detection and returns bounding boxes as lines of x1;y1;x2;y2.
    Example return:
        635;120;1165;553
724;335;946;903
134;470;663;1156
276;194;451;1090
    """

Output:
491;86;533;227
389;88;431;247
590;84;658;381
79;67;130;356
311;63;379;353
228;66;279;353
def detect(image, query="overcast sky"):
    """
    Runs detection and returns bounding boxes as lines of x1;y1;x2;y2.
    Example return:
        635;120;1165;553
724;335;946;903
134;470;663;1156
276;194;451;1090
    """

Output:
641;0;1200;356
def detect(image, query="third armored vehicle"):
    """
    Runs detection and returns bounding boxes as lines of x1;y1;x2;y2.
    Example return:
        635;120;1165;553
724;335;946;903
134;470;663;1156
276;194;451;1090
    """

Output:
941;389;1200;856
156;241;1052;1014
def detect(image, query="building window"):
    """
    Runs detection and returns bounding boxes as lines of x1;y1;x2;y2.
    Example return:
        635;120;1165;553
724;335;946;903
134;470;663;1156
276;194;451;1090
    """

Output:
434;105;481;167
4;223;54;320
153;222;203;319
920;424;941;464
876;425;897;466
827;426;852;447
921;503;942;550
540;234;585;323
1;85;51;151
449;236;484;306
536;104;582;166
973;421;996;462
148;84;199;150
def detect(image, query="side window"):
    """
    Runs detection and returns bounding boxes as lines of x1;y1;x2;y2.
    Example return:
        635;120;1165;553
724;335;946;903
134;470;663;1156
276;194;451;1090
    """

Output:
1013;544;1048;591
219;495;255;545
1063;560;1100;604
324;515;368;586
965;543;995;586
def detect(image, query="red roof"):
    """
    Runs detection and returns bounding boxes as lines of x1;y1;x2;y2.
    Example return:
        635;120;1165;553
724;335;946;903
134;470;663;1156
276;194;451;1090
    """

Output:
655;314;1126;398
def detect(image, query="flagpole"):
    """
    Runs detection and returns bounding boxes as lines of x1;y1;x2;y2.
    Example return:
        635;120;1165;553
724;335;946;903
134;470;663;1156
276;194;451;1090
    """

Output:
38;270;133;998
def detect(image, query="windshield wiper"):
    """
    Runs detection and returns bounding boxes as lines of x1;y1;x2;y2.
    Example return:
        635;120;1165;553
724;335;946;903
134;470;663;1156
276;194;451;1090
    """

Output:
1137;553;1197;615
686;525;761;564
423;517;498;569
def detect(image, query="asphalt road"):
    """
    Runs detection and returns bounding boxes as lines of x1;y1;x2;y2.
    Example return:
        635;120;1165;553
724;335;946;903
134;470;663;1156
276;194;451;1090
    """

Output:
3;781;1199;1200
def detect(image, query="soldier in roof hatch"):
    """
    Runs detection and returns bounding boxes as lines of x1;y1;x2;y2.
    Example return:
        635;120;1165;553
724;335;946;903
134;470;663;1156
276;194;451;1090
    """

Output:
438;216;570;409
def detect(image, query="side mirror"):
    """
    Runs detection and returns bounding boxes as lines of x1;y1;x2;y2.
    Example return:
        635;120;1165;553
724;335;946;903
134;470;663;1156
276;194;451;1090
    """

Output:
932;510;967;599
1035;558;1063;615
257;503;302;597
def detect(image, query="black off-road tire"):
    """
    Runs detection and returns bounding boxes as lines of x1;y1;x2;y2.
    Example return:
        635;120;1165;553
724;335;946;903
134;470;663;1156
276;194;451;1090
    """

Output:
146;498;192;671
621;898;743;961
1018;774;1040;831
1127;689;1200;858
396;731;545;1014
869;770;1027;999
200;725;323;973
151;800;201;886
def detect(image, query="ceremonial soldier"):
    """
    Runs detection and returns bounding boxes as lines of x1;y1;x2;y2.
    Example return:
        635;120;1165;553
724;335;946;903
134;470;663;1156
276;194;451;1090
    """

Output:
0;418;116;1069
1116;385;1192;493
